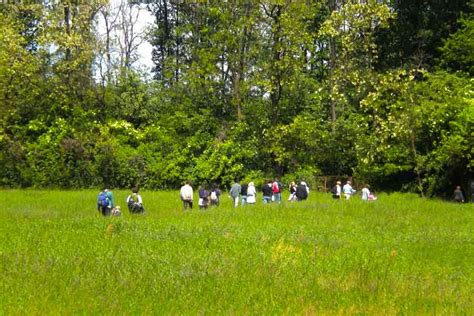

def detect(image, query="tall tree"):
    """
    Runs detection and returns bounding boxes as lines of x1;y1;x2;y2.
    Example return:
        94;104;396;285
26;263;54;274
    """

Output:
376;0;473;70
319;0;393;116
439;15;474;75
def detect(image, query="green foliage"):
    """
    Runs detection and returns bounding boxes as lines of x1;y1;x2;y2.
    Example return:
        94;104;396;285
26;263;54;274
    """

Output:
376;0;473;70
320;0;394;113
0;2;472;197
193;122;260;186
356;70;473;195
439;16;474;75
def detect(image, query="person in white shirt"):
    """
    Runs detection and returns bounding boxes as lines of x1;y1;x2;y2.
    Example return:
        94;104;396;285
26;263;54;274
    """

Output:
343;181;356;200
331;181;342;199
246;182;257;204
126;187;145;213
180;181;194;210
361;184;370;201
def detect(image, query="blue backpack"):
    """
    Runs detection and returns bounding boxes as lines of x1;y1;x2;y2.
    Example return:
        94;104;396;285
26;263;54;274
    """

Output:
97;192;109;207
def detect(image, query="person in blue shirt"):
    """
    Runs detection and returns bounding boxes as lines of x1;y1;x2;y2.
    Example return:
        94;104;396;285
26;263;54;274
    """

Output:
97;187;114;216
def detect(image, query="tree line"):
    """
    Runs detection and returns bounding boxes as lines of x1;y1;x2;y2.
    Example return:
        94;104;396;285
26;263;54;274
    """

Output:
0;0;472;198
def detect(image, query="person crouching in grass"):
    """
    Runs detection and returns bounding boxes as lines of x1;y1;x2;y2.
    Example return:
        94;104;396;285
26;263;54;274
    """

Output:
97;187;114;216
126;187;145;214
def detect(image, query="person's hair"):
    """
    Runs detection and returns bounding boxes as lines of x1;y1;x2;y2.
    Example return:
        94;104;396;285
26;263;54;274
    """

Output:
132;187;139;194
234;177;239;183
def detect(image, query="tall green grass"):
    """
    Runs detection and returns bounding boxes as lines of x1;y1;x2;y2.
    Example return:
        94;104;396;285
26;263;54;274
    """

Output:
1;190;473;314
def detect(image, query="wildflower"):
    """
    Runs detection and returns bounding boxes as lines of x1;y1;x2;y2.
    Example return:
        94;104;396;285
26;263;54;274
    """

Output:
106;223;114;236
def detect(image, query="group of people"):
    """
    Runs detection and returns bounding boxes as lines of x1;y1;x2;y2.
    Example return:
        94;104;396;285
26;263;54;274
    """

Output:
179;178;382;211
97;187;145;216
98;182;468;216
179;178;311;210
179;181;223;210
330;180;377;201
230;178;311;207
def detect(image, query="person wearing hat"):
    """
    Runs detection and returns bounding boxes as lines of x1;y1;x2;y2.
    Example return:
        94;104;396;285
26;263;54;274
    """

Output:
247;182;257;204
331;181;342;199
296;181;309;201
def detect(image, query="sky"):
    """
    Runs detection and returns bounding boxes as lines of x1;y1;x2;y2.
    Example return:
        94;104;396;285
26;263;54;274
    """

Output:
131;2;154;71
98;0;155;73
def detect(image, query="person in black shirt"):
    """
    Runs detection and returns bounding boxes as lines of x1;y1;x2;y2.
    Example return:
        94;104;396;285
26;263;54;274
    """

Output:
241;183;248;206
262;180;273;204
296;181;309;201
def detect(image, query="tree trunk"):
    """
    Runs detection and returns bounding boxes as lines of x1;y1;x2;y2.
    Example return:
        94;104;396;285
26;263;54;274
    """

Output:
328;0;337;133
174;3;180;83
269;5;282;125
409;95;424;197
232;2;252;121
64;2;71;62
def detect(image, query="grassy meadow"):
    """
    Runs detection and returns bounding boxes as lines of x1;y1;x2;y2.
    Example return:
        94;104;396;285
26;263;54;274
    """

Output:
0;190;473;314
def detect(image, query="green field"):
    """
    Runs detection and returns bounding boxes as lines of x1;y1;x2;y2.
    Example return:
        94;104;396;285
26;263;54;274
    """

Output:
1;190;473;314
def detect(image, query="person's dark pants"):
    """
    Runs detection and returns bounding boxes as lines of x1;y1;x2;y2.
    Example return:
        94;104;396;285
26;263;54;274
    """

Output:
99;206;111;216
183;200;193;210
332;194;340;199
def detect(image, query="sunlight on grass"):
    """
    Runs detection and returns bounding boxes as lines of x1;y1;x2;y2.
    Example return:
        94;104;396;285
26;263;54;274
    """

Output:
0;190;472;314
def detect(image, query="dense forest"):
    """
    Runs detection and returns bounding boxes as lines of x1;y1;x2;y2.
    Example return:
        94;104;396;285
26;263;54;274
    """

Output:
0;0;472;197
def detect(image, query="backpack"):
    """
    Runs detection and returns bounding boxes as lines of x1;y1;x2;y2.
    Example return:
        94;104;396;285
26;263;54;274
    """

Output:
272;182;280;193
210;191;218;201
128;193;139;204
127;195;136;207
331;185;338;195
297;185;308;199
199;190;208;199
97;192;109;207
